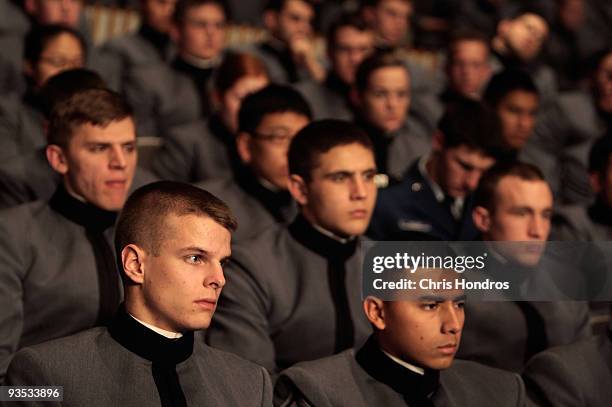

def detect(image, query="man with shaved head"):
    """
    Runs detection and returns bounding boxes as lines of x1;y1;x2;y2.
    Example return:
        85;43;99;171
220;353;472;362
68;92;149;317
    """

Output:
6;181;272;406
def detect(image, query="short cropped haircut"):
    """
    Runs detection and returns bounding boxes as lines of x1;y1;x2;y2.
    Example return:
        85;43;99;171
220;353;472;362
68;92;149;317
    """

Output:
446;30;490;65
360;0;412;8
483;68;539;108
355;51;408;94
437;98;505;159
589;133;612;174
47;88;133;147
38;68;107;118
173;0;229;24
264;0;315;12
115;181;237;277
24;24;86;64
326;12;370;50
474;161;546;211
288;119;373;181
214;52;268;96
238;84;312;135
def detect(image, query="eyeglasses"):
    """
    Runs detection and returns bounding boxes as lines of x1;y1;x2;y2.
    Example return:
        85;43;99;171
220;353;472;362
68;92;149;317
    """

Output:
39;55;84;69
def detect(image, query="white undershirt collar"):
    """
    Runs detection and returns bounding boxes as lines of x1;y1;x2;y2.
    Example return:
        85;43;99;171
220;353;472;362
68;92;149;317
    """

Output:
129;313;183;339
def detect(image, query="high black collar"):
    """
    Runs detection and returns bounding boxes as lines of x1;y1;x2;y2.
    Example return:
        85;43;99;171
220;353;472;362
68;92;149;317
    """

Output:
324;71;351;98
288;214;357;260
48;184;117;232
235;168;295;223
356;335;439;404
139;23;172;61
208;113;234;147
109;304;194;365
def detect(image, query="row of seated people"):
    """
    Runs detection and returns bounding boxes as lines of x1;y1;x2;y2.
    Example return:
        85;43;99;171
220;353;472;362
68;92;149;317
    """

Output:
1;0;611;208
0;81;609;404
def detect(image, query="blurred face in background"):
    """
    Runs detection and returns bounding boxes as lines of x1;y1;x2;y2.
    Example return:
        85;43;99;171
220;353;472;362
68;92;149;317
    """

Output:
330;26;375;86
358;66;410;133
265;0;314;44
27;32;85;90
364;0;413;47
595;53;612;113
178;3;226;60
142;0;177;33
26;0;82;28
496;90;539;150
499;13;548;62
447;40;491;99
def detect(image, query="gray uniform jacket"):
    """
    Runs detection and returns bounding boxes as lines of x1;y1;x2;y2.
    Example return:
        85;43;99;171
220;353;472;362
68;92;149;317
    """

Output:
0;96;45;161
206;217;372;373
5;328;273;406
294;77;353;122
276;349;526;407
151;117;236;183
457;301;591;373
0;199;117;380
522;333;612;407
552;204;612;241
196;175;297;242
123;63;203;138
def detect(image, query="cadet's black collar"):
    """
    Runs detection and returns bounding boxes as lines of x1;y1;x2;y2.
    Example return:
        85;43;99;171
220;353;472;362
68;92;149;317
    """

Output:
109;304;194;365
325;71;351;98
356;335;439;404
139;23;172;60
289;214;357;260
49;184;117;232
236;167;295;223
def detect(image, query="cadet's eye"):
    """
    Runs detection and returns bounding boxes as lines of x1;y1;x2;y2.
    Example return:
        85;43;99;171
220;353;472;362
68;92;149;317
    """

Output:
331;173;347;182
421;302;438;310
185;255;202;264
220;258;230;268
455;301;466;309
89;144;107;152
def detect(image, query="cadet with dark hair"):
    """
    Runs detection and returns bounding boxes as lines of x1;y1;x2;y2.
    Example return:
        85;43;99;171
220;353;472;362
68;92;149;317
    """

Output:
368;98;503;241
352;51;431;183
483;68;539;154
6;181;273;406
124;0;229;137
0;24;86;161
207;119;377;372
0;88;140;381
0;69;157;210
295;12;375;121
196;84;311;241
276;268;527;406
456;161;591;372
250;0;323;83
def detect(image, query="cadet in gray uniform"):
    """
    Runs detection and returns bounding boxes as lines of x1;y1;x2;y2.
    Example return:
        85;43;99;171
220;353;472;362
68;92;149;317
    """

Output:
352;51;432;184
0;25;86;161
247;0;324;84
151;52;269;183
0;68;156;210
206;120;378;373
102;0;178;92
553;135;612;241
276;267;527;407
294;12;375;122
0;89;139;381
459;162;591;372
6;181;273;406
523;307;612;407
197;84;311;241
527;49;612;205
124;0;228;137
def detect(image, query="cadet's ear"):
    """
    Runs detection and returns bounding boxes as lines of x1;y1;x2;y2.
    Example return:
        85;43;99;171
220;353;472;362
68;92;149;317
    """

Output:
122;244;146;285
472;206;491;233
431;130;445;151
288;174;308;205
46;144;69;175
236;132;253;165
363;296;386;330
349;87;362;110
263;10;278;32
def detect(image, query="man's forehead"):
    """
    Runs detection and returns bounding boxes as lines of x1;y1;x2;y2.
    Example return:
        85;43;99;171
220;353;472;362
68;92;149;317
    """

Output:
495;176;552;206
314;144;375;172
71;119;136;143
